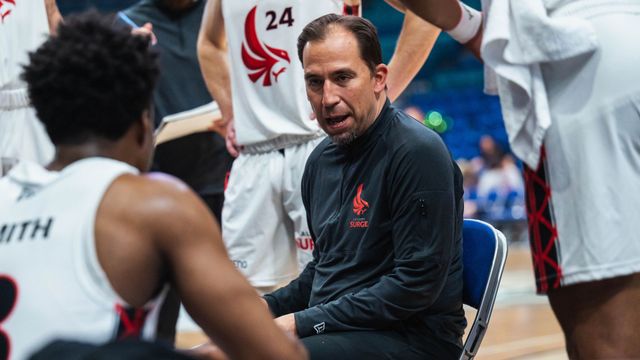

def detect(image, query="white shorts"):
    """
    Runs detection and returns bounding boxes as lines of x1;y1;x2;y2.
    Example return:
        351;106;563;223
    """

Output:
525;5;640;293
222;137;323;287
0;88;53;165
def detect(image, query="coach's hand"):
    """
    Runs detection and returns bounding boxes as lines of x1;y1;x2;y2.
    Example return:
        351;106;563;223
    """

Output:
275;313;297;337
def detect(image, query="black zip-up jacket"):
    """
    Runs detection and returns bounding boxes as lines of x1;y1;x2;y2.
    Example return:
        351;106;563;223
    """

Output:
264;100;466;348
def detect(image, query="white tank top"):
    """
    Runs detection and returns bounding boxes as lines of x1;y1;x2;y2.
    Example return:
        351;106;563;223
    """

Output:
0;158;167;360
0;0;48;92
222;0;361;150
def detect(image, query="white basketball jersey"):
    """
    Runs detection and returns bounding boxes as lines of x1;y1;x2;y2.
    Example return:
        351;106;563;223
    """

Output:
222;0;361;147
0;158;167;360
0;0;49;88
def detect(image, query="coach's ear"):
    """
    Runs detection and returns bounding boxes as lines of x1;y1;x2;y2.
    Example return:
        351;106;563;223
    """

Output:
373;63;388;95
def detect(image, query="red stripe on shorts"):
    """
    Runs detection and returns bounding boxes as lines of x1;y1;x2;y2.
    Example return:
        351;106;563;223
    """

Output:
523;147;563;293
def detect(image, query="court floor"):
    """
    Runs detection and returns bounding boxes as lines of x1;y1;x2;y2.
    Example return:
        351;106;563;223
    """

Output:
176;244;568;359
469;244;567;359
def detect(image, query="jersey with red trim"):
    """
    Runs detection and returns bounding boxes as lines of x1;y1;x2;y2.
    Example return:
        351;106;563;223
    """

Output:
222;0;361;147
0;158;167;360
0;0;49;89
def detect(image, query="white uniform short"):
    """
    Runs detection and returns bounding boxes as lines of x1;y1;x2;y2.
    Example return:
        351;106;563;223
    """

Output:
524;3;640;293
0;87;54;165
1;0;54;166
222;136;323;288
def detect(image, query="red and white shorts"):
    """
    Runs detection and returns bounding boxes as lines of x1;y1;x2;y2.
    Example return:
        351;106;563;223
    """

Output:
525;4;640;293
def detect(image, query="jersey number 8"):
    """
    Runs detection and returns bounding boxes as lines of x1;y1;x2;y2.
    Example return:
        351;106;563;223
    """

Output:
0;276;18;360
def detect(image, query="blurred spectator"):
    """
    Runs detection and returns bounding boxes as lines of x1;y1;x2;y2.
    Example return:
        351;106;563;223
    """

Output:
403;105;425;123
472;135;524;221
457;159;478;218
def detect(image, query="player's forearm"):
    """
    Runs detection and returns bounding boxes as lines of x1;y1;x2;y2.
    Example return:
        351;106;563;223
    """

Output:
397;0;461;31
44;0;62;34
196;283;308;360
386;10;440;102
197;38;234;121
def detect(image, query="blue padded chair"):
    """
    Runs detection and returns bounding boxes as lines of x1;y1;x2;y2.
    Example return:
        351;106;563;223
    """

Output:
460;219;508;360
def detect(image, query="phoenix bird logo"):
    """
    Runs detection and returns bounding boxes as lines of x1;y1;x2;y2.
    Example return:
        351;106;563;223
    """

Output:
241;6;290;86
0;0;16;23
353;183;369;216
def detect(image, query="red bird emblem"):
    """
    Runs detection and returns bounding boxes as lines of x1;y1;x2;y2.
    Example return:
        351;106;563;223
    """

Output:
241;6;290;86
353;184;369;216
0;0;16;23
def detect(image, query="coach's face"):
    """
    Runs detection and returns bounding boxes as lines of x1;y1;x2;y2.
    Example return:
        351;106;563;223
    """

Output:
303;26;387;146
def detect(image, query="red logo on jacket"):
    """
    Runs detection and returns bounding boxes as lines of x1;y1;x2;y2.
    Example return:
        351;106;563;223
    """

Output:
350;183;369;228
352;183;369;215
241;6;290;86
0;0;16;23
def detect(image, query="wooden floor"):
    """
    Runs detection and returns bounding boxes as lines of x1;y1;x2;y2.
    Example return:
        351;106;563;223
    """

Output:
470;245;567;359
176;245;569;359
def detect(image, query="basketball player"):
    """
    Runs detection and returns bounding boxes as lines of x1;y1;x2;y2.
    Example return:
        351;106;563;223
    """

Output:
0;12;306;360
198;0;440;293
0;0;61;165
398;0;640;358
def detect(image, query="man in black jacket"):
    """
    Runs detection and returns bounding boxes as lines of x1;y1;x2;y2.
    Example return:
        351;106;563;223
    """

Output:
117;0;233;345
263;14;466;360
119;0;232;223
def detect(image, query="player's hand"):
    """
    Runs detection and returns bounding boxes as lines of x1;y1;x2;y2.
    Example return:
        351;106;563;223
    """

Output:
131;22;157;46
183;342;229;360
209;116;228;137
274;313;297;337
225;118;243;157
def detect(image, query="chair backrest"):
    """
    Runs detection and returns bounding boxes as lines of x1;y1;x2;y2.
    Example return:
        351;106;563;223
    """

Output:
460;219;508;360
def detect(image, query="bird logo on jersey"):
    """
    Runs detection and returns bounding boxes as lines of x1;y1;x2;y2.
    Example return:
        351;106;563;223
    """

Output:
353;183;369;216
0;0;16;23
241;6;290;86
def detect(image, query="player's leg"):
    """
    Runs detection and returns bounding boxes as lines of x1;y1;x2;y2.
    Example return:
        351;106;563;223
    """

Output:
282;137;325;271
548;273;640;359
222;151;297;289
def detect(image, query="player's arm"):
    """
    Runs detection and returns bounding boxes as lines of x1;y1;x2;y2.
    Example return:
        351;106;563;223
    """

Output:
395;0;461;30
197;0;231;120
397;0;483;59
44;0;62;34
383;2;441;101
143;177;307;359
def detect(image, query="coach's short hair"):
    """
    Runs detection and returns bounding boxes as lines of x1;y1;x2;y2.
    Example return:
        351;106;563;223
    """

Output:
22;11;159;145
297;14;382;73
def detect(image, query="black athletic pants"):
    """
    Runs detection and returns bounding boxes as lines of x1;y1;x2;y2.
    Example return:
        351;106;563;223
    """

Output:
301;330;461;360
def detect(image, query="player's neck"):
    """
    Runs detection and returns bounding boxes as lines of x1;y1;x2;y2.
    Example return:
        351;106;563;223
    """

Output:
47;140;134;171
